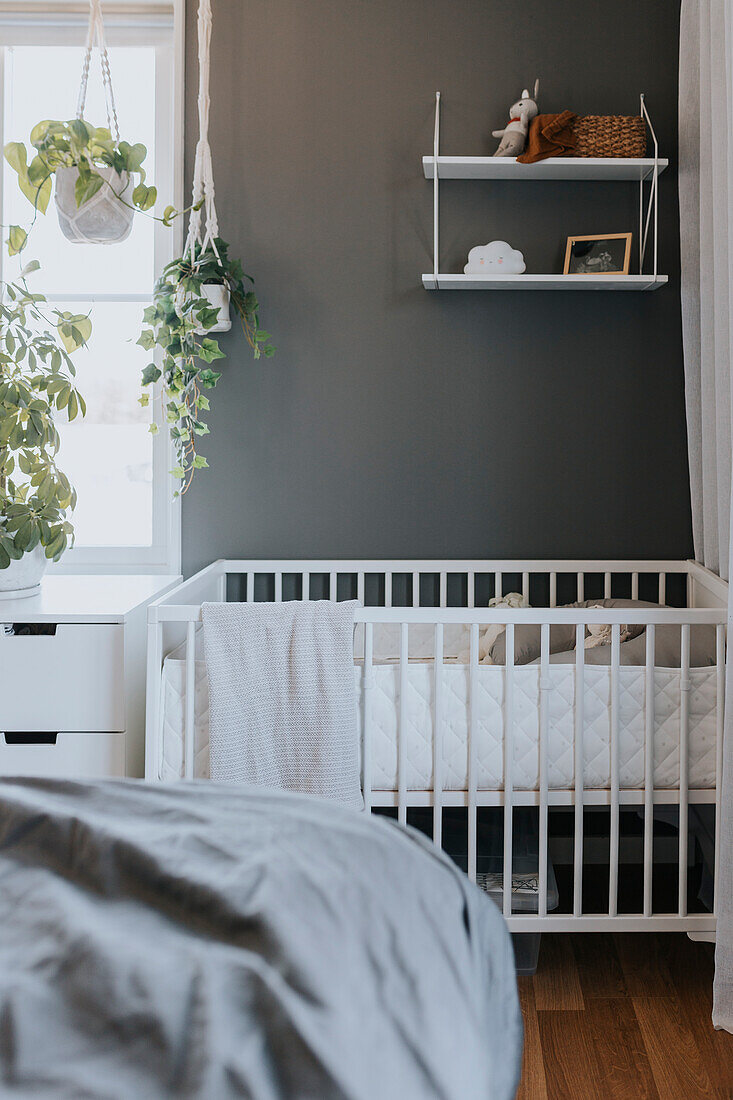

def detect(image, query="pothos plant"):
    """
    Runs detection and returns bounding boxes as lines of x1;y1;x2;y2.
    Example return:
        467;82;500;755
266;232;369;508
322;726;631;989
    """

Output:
0;266;88;569
4;118;177;252
138;237;273;493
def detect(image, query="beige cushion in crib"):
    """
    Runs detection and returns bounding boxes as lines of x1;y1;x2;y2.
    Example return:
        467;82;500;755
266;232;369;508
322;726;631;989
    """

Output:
488;599;657;666
544;623;718;668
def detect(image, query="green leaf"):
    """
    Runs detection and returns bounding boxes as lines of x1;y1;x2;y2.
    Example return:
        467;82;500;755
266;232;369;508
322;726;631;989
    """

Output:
192;455;208;469
56;312;91;352
75;171;104;208
20;259;41;277
132;183;156;211
4;141;27;176
141;362;161;386
162;204;177;226
6;225;27;256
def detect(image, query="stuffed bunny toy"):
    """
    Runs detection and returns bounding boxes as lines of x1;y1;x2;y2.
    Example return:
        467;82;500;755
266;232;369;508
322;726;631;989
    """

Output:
492;79;540;157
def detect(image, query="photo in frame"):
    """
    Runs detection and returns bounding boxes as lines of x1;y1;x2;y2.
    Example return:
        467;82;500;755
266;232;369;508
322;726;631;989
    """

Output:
563;233;632;275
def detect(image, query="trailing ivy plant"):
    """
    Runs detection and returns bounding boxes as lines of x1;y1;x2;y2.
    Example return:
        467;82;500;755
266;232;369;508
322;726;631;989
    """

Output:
0;265;88;569
138;237;273;494
4;118;178;250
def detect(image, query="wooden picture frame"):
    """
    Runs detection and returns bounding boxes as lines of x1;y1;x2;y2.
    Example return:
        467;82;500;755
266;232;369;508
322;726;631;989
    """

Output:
563;233;632;276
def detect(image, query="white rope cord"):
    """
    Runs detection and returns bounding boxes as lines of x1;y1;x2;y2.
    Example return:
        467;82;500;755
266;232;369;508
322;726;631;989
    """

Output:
184;0;221;264
76;0;120;145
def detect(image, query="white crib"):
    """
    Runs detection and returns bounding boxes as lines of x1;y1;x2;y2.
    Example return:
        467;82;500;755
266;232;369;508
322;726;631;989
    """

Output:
145;559;727;935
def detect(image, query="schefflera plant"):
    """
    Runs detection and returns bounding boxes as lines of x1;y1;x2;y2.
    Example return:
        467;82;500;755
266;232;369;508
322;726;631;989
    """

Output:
0;268;88;568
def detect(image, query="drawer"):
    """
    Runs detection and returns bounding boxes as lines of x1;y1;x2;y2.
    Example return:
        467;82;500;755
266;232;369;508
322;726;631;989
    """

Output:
0;625;124;732
0;731;126;778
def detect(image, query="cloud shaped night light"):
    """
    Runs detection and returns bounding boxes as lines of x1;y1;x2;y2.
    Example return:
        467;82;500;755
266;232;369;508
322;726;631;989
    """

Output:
463;240;526;275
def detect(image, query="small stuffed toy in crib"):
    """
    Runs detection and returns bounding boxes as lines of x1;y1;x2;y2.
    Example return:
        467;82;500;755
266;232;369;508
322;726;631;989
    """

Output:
492;79;540;157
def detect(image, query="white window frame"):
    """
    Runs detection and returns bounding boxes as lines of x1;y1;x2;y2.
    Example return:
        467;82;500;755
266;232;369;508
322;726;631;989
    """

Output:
0;0;184;575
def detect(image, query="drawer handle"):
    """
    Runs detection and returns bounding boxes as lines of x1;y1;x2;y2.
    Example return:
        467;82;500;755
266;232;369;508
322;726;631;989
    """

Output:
1;624;58;636
3;732;58;745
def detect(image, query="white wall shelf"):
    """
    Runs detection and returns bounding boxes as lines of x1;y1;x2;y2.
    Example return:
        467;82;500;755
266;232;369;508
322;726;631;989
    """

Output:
424;93;667;291
422;156;668;182
422;273;668;291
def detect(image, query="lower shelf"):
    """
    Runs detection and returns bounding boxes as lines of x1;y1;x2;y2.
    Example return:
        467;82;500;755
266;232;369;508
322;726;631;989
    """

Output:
422;273;668;291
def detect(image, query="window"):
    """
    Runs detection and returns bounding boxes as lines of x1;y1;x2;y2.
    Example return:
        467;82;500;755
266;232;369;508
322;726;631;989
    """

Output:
0;3;183;573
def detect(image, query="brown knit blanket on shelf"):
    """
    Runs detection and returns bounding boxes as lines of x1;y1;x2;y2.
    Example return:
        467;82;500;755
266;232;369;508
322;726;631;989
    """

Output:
517;110;577;163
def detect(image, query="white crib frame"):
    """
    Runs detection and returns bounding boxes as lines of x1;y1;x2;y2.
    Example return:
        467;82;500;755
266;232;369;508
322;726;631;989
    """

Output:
145;558;728;935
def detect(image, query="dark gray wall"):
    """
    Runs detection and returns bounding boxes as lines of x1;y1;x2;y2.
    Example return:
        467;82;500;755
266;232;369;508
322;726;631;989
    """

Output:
182;0;690;575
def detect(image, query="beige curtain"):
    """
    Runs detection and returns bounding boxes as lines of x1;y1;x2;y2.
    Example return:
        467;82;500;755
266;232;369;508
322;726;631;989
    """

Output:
679;0;733;1032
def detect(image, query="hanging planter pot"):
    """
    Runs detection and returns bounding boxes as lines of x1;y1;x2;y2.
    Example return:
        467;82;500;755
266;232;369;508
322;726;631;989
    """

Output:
174;280;231;333
3;1;161;249
54;164;134;245
200;283;231;332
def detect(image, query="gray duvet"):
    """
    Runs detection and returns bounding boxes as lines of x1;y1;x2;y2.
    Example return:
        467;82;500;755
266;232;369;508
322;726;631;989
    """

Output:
0;779;521;1100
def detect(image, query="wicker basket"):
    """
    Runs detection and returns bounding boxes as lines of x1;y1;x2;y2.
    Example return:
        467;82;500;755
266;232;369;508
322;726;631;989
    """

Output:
573;115;647;158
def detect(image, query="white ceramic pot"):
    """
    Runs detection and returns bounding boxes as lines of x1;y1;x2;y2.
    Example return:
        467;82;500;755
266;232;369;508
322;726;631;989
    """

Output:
54;164;134;245
0;543;47;600
175;282;232;334
201;283;232;332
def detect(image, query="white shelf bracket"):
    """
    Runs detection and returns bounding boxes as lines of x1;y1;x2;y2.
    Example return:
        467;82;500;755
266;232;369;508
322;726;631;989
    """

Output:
639;94;659;279
433;91;440;288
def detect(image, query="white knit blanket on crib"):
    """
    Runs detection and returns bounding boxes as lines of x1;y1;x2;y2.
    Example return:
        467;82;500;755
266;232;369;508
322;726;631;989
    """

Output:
202;600;363;810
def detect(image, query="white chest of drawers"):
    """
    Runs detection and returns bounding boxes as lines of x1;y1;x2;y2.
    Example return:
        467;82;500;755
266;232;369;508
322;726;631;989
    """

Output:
0;575;180;780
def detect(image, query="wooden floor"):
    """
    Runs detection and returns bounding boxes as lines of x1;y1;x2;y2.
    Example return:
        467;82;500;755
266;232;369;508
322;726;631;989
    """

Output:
517;933;733;1099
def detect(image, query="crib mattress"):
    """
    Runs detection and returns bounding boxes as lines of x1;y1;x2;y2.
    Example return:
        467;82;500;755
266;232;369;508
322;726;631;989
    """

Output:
158;649;719;791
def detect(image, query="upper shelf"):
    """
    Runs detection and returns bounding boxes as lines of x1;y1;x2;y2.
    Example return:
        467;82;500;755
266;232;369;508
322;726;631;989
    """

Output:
421;156;669;182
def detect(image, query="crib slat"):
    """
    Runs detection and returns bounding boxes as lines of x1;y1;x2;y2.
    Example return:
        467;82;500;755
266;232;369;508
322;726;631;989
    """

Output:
658;573;666;605
184;619;196;780
247;571;255;602
577;572;585;602
274;572;282;602
678;623;690;917
522;572;530;602
363;623;373;813
329;571;337;601
413;571;420;608
439;572;447;608
632;572;640;601
609;624;621;918
398;622;408;825
433;623;444;848
301;571;309;600
385;573;392;609
715;624;725;910
604;571;612;599
643;624;655;917
549;573;557;608
573;624;585;917
495;571;502;601
538;623;550;918
503;623;515;917
467;572;475;609
468;623;479;883
357;572;365;605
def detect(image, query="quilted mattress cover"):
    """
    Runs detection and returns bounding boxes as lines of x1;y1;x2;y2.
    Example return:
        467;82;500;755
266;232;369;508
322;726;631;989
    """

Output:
158;627;718;791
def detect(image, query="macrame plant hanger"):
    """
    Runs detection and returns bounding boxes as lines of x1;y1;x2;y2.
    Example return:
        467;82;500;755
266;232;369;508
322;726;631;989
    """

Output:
185;0;220;266
180;0;231;330
76;0;120;144
56;0;134;244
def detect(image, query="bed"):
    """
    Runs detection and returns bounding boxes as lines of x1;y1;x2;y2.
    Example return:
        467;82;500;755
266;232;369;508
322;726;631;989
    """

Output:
146;558;727;935
0;777;522;1100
